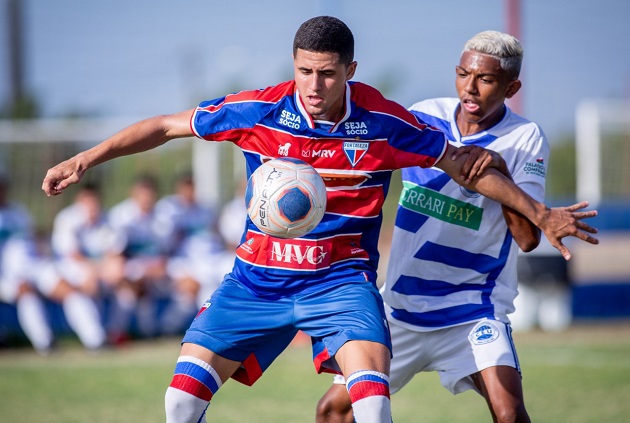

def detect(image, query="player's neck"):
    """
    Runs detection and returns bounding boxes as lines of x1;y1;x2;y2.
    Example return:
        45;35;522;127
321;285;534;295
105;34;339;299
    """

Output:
456;104;506;136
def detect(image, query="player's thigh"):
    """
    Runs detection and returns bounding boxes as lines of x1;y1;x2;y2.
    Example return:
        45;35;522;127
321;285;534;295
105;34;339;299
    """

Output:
436;320;521;395
473;364;525;405
387;322;434;394
336;339;390;376
179;342;242;384
183;276;297;383
297;281;392;374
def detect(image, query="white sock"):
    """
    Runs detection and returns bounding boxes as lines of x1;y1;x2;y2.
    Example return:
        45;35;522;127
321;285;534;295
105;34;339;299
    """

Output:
16;292;53;353
63;292;106;349
346;370;392;423
165;356;222;423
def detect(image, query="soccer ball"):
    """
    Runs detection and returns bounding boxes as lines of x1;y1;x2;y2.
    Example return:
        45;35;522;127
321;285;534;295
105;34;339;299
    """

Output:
245;157;327;238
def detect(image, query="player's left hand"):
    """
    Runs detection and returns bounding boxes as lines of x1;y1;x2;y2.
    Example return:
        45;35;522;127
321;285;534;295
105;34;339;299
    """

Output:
539;201;599;260
42;154;87;196
451;145;509;184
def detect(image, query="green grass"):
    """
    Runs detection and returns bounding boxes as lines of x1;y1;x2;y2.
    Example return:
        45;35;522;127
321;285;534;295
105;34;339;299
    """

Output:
1;323;629;422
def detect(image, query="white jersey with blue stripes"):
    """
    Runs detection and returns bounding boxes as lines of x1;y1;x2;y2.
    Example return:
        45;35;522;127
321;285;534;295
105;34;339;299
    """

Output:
381;97;549;331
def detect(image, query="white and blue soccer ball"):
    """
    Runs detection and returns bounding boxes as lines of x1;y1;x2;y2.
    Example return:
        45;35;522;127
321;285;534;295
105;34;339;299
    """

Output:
245;157;327;239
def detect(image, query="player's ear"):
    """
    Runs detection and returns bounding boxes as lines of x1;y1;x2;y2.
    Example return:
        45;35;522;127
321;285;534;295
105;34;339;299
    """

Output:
505;79;522;99
346;61;357;81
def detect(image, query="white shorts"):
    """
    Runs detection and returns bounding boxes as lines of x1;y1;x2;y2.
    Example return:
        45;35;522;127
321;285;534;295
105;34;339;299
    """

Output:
56;258;95;287
0;259;60;301
333;319;520;395
124;256;164;282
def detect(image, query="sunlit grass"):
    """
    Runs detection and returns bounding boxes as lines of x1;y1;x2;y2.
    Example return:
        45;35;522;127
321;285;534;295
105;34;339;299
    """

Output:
1;323;629;422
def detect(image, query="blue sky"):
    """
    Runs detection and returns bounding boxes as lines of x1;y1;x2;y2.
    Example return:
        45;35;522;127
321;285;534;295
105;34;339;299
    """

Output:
1;0;629;142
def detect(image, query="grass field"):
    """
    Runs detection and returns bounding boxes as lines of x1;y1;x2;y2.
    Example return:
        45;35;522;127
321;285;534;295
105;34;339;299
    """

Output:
1;322;629;422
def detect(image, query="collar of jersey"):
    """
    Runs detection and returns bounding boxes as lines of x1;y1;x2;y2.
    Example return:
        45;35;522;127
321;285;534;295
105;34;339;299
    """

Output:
450;102;511;144
294;82;352;133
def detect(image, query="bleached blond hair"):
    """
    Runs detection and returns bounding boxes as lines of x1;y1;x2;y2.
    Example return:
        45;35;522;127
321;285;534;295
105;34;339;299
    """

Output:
462;30;523;79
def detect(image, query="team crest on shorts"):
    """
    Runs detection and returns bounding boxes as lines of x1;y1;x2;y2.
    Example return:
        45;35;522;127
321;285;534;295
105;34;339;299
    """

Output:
469;321;500;345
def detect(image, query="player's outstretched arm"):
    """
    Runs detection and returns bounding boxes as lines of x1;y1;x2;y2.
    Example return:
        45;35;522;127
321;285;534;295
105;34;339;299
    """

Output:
451;145;541;252
42;109;195;196
435;144;599;260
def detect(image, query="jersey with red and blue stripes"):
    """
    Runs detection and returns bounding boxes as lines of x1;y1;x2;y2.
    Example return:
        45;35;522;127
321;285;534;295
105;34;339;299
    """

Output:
191;80;447;298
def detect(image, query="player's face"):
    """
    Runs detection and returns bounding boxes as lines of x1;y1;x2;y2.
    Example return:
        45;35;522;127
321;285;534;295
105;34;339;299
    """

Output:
77;191;102;224
132;184;157;213
176;180;195;204
293;49;356;122
455;51;521;135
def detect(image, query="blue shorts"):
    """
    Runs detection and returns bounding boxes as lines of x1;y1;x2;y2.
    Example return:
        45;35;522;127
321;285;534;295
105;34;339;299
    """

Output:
182;276;392;386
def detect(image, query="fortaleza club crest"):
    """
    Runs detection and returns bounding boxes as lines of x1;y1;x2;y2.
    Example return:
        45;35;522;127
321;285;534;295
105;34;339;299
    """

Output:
343;141;369;167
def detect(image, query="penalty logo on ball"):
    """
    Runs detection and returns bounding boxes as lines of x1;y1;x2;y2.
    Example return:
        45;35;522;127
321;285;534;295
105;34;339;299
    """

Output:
245;157;327;239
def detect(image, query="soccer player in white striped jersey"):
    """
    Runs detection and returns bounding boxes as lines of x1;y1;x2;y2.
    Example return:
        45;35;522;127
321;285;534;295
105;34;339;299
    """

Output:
317;30;574;423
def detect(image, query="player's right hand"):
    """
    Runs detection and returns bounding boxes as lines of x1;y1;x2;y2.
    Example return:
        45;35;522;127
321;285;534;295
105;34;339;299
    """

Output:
451;145;510;184
42;155;86;196
538;201;599;260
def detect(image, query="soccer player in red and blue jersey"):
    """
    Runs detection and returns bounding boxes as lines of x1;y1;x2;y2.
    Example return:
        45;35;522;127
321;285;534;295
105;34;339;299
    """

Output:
42;16;598;423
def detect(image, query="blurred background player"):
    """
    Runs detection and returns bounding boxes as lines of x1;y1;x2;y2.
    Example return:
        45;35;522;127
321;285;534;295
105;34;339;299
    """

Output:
317;30;552;423
156;171;217;249
156;171;225;334
1;175;106;353
0;173;54;354
51;182;124;344
216;176;248;253
107;174;171;338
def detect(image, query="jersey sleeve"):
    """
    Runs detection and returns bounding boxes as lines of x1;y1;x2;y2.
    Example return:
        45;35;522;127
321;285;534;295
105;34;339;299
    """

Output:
349;83;448;169
190;82;292;143
388;112;449;169
508;123;550;203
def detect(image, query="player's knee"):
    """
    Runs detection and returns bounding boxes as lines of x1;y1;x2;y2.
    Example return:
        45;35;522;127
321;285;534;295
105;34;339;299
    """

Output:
492;402;529;423
165;356;223;423
316;387;354;423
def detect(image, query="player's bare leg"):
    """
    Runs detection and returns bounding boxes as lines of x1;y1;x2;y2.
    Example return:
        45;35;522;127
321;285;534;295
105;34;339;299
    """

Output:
471;365;531;423
335;340;391;423
165;342;242;423
316;383;353;423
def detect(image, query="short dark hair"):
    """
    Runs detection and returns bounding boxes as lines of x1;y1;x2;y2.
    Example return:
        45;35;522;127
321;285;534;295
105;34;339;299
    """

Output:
133;173;158;191
293;16;354;65
80;181;101;194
